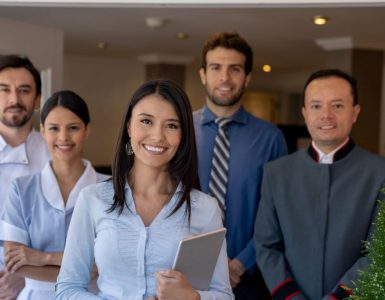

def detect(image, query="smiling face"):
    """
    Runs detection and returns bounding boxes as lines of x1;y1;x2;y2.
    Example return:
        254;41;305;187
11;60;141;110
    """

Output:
0;67;40;129
41;106;90;163
127;94;181;171
302;76;360;154
199;47;250;116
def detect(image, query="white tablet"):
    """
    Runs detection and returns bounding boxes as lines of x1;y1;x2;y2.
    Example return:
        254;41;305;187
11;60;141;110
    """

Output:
172;227;227;291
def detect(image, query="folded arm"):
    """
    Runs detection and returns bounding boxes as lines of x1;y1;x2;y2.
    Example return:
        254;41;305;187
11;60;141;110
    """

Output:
4;241;62;282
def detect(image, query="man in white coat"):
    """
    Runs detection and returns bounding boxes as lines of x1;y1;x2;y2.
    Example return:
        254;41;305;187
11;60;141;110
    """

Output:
0;55;49;299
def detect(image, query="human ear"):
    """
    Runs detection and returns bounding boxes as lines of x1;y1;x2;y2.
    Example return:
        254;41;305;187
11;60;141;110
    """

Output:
199;68;207;85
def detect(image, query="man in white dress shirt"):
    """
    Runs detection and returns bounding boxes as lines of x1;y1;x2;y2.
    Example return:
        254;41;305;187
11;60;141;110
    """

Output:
0;55;49;299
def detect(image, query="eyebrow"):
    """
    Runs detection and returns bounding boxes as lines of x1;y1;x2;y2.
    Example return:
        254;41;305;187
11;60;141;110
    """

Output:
308;98;344;104
17;84;33;89
138;112;180;123
46;122;82;126
0;83;33;89
208;63;244;68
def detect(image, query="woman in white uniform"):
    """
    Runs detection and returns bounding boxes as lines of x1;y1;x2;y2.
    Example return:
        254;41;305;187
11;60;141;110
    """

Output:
0;90;109;299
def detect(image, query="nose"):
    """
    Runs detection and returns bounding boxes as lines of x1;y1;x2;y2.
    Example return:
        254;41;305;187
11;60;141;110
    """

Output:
58;128;69;141
219;68;230;82
8;87;20;105
150;124;165;142
321;105;334;119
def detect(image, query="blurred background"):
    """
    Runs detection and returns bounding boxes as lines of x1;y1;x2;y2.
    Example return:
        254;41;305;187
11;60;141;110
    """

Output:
1;0;384;168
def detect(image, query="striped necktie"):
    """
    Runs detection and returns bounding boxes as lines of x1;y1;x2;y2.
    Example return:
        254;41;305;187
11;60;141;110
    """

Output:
208;117;231;219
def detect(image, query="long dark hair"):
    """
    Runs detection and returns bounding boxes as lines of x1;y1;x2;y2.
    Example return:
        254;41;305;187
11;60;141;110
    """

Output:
109;79;200;220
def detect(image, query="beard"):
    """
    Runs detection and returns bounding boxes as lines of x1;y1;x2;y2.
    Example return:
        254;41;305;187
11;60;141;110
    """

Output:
1;105;32;128
206;86;245;107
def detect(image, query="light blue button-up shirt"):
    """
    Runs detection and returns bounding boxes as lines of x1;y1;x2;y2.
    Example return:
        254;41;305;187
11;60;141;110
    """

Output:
56;181;234;300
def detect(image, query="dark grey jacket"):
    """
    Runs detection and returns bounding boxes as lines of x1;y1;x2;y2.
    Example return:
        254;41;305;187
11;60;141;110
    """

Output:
254;143;385;300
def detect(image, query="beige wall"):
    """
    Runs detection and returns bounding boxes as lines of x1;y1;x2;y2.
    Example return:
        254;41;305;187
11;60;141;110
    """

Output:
63;55;145;166
64;54;385;167
3;15;384;166
63;55;209;166
380;63;385;156
0;17;64;96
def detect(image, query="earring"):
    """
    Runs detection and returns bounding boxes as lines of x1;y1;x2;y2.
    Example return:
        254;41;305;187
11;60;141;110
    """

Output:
125;140;134;155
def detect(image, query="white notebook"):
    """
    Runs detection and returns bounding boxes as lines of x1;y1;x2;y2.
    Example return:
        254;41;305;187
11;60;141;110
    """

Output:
172;228;227;290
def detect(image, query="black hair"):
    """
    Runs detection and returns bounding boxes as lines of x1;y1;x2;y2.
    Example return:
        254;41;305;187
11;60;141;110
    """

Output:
0;54;42;96
201;32;253;75
302;68;358;106
40;90;90;125
110;79;200;220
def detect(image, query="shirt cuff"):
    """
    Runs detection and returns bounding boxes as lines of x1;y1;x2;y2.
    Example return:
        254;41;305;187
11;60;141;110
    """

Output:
271;278;302;300
329;284;353;300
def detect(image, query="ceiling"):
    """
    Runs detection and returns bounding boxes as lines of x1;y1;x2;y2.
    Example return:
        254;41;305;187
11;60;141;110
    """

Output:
1;2;385;72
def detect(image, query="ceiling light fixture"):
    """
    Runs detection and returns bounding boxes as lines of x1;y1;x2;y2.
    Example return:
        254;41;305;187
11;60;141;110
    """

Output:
145;17;166;29
262;64;272;73
176;32;189;40
313;15;329;26
97;42;107;49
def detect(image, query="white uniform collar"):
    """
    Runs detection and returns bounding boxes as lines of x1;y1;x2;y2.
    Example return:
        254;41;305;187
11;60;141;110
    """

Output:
41;159;97;211
0;130;38;165
311;138;350;164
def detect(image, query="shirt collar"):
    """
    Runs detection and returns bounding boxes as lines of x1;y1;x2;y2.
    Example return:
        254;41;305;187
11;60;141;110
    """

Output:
308;137;355;163
0;133;6;151
199;105;248;126
0;130;37;165
41;159;97;211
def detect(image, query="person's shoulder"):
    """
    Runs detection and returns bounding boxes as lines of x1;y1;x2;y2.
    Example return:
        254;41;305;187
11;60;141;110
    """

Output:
96;172;111;183
189;189;222;226
266;148;306;168
8;173;42;206
353;146;385;167
27;129;50;158
193;107;204;121
13;171;41;187
80;180;115;205
190;188;218;210
245;112;280;131
28;129;45;144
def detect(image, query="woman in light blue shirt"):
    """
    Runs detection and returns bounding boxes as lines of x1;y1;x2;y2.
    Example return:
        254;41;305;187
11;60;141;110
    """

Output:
0;91;109;299
56;79;233;300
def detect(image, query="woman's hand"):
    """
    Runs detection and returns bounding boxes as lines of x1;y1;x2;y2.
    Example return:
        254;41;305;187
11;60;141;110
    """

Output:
154;270;200;300
4;243;47;273
0;271;24;299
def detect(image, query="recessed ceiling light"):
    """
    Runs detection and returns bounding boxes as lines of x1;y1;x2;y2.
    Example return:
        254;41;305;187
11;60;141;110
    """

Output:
97;42;107;49
145;17;166;29
313;15;329;26
262;64;272;73
176;32;189;40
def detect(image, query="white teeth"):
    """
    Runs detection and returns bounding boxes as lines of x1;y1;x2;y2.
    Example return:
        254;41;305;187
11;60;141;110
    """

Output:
218;87;231;92
144;145;165;153
321;125;335;130
56;145;72;150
